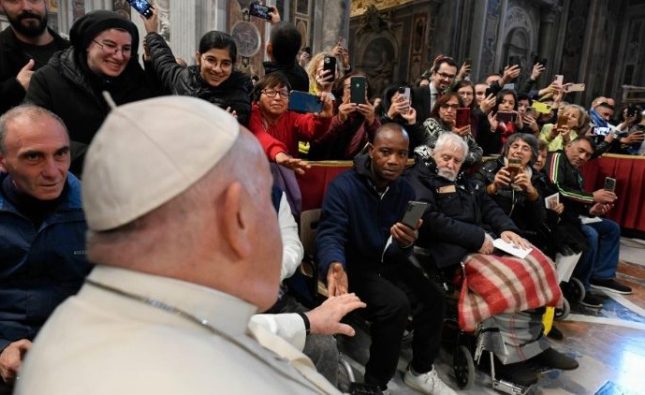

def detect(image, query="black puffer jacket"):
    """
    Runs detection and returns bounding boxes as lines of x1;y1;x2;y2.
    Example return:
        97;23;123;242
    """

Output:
25;47;158;176
145;32;253;126
475;157;546;232
405;156;519;269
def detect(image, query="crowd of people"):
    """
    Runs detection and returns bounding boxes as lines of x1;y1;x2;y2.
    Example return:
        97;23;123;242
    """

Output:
0;1;642;394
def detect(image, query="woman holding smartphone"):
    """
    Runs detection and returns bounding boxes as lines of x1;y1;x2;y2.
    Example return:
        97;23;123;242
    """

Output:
379;84;424;153
539;104;588;152
480;89;524;155
142;7;253;125
248;73;333;174
476;133;546;232
417;92;482;167
454;80;493;141
308;72;379;160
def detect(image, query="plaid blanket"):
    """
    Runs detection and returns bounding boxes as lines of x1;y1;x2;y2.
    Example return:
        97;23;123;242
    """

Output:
458;248;563;332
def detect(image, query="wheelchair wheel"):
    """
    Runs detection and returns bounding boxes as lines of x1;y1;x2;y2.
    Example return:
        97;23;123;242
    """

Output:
453;345;475;389
570;278;586;303
554;298;570;321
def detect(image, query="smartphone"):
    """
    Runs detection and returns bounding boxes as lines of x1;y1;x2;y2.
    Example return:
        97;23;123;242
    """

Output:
604;177;616;192
464;58;472;67
248;1;272;20
127;0;153;18
288;91;323;113
398;86;411;102
556;113;569;129
401;201;428;229
485;87;494;98
565;83;585;93
350;76;366;104
532;101;552;114
533;55;547;67
626;105;638;118
554;74;564;85
322;56;336;82
506;158;522;180
456;108;471;128
497;111;517;124
508;56;521;67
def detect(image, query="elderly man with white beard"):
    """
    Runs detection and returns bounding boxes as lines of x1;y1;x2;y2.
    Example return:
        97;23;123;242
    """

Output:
405;133;578;387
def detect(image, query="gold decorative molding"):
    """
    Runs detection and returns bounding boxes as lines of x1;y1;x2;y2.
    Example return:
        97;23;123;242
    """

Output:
351;0;415;17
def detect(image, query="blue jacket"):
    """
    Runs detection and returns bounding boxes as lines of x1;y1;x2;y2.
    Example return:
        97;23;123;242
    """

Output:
315;155;415;277
0;173;91;352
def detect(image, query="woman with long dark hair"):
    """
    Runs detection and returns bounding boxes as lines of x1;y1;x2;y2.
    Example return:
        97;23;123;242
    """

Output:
143;8;253;125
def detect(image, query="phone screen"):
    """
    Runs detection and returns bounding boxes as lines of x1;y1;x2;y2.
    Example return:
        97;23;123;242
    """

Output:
288;91;323;113
604;177;616;192
249;1;272;20
350;77;366;104
128;0;153;18
497;111;516;124
456;108;471;128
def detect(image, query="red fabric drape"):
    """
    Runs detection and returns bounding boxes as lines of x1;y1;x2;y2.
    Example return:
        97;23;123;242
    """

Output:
582;154;645;232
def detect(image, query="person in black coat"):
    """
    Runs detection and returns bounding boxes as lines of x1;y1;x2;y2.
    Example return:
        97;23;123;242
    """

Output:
143;8;252;126
406;134;522;272
0;0;69;114
263;22;309;92
24;10;160;176
475;133;546;236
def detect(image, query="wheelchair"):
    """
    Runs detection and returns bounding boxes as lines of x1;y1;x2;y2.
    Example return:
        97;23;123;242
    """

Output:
411;247;537;395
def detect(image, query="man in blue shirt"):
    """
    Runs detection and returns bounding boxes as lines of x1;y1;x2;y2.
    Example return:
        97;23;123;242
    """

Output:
0;105;90;393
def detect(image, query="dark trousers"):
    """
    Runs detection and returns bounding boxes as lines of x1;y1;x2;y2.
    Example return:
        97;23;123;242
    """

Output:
349;262;445;387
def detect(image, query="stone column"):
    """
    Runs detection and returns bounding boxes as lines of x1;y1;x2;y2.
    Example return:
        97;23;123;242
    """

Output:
537;5;559;76
313;0;350;53
169;0;199;64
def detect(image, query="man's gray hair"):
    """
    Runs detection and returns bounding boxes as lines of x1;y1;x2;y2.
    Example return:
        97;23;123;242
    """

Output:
433;132;469;158
0;105;68;154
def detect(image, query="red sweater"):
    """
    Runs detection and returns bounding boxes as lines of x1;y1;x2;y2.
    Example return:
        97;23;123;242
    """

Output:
248;103;333;160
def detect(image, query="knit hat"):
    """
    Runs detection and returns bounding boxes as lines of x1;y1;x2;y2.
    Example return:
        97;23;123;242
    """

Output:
82;96;240;231
70;10;139;55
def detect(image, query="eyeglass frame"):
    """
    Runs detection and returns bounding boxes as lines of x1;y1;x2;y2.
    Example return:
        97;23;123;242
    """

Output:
92;40;132;57
261;88;290;98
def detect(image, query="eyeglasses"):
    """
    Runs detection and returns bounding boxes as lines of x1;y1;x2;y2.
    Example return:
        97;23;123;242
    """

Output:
440;103;460;110
200;55;232;70
262;88;289;98
92;40;132;57
436;72;456;80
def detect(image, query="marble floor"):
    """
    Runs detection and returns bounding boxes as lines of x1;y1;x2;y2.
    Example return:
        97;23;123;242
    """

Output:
338;238;645;395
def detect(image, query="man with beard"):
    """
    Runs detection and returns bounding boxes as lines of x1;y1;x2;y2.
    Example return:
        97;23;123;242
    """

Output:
0;0;69;114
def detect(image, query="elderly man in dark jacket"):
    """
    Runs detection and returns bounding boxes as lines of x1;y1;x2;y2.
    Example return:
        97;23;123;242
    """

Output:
316;123;454;395
0;0;69;114
0;105;91;394
406;133;578;387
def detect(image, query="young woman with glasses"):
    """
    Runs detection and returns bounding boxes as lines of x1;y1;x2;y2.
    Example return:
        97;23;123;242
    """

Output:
25;10;159;176
142;7;253;126
248;73;334;174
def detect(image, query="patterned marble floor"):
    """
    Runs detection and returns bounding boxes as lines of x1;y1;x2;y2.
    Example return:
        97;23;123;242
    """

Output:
338;238;645;395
